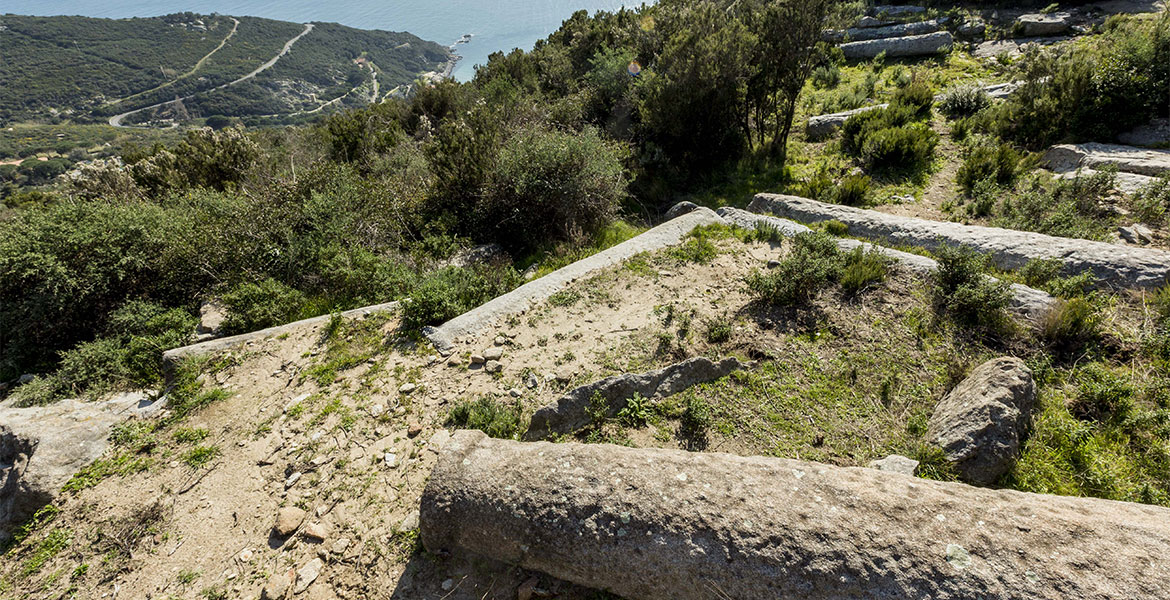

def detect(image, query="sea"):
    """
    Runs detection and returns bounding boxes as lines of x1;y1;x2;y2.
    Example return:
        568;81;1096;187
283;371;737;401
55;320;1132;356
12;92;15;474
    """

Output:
0;0;650;81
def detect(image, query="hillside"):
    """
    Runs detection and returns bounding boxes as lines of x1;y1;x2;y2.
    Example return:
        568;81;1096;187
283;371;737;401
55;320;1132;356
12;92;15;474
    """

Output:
0;13;454;125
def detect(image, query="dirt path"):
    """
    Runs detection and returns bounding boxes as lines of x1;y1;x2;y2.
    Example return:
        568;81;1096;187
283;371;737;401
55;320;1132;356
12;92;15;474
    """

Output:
108;23;315;127
107;17;240;108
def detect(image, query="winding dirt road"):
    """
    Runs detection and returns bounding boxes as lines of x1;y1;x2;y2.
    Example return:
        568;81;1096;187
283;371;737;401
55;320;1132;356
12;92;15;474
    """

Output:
108;17;241;108
109;23;314;127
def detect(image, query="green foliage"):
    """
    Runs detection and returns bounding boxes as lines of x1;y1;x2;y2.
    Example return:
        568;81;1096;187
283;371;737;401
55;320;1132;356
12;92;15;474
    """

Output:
829;173;872;206
891;80;934;119
704;316;733;344
401;265;522;331
668;229;719;264
447;396;524;439
746;231;844;306
930;245;1011;333
182;445;221;469
1040;298;1101;357
839;246;890;295
993;13;1170;148
840;104;937;171
957;142;1021;194
19;529;70;579
1069;364;1135;423
992;171;1118;241
617;393;652;427
220;279;308;335
479;126;626;250
938;83;990;118
1133;175;1170;225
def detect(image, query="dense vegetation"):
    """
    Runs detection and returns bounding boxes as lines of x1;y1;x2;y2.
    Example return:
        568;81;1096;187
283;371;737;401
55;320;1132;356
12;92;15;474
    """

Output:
0;13;451;123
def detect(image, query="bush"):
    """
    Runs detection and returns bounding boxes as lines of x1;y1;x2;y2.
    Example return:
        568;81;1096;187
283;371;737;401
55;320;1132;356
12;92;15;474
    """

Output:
891;80;934;118
828;173;872;206
1069;363;1135;422
704;316;733;343
478;125;626;251
746;232;842;306
448;396;524;439
930;245;1012;333
401;265;522;331
1133;175;1170;225
839;246;890;295
938;84;991;118
220;279;308;336
957;142;1021;194
811;64;841;89
1040;297;1100;356
859;124;938;171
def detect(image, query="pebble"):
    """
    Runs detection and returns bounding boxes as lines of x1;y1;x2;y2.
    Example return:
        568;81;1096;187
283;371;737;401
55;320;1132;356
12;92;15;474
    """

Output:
302;522;329;542
399;382;417;394
509;388;523;398
399;510;420;532
294;558;324;594
484;360;503;374
447;355;462;367
408;423;423;437
483;347;504;361
273;506;307;537
260;569;294;600
469;354;486;365
767;259;782;269
494;336;507;346
383;452;399;469
238;549;254;563
285;472;302;488
441;579;455;591
369;403;385;417
331;537;351;555
526;373;539;389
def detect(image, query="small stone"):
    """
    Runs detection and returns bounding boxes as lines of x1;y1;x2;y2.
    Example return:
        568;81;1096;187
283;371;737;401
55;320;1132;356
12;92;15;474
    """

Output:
867;454;919;476
517;577;539;600
554;367;575;383
1119;224;1154;245
238;549;254;563
331;537;351;555
441;578;455;591
383;452;399;469
509;388;523;398
484;360;503;374
284;472;302;489
767;259;782;269
408;423;423;438
447;355;462;367
657;270;673;277
494;336;507;346
525;373;539;389
399;383;417;394
399;510;420;532
260;569;295;600
469;354;486;365
273;506;307;537
294;558;324;594
370;403;385;418
483;347;504;361
302;522;329;542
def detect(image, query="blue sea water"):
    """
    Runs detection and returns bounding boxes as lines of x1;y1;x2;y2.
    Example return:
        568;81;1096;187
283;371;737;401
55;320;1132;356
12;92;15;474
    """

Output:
0;0;650;81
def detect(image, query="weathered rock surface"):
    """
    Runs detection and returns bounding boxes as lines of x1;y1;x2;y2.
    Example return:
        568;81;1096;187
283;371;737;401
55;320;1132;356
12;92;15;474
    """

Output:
273;506;306;537
867;454;919;475
841;30;953;59
872;4;926;17
525;357;746;439
422;430;1170;600
749;193;1170;289
1052;167;1158;195
836;18;945;43
855;16;895;28
1016;12;1072;37
1119;118;1170;147
806;104;887;141
441;243;508;269
927;358;1037;486
663;200;698;220
1044;142;1170;178
0;393;153;541
716;207;1055;320
974;36;1067;59
196;301;227;336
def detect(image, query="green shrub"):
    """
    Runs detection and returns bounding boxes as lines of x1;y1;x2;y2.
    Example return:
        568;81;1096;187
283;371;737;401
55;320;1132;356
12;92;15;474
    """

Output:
822;220;849;236
704;316;733;343
478;125;626;251
891;80;934;118
839;246;890;295
1018;258;1063;289
840;104;915;155
746;232;842;306
811;64;841;89
930;245;1011;333
401;265;522;331
668;229;719;263
828;174;872;206
1040;298;1101;356
1069;364;1135;422
1153;284;1170;324
1133;175;1170;225
950;117;972;142
220;279;308;336
957;142;1021;194
617;393;652;427
938;84;991;118
447;396;524;439
859;124;938;171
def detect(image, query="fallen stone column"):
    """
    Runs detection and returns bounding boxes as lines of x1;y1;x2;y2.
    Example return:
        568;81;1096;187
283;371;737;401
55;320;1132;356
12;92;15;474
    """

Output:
749;193;1170;289
841;31;953;59
421;430;1170;600
1043;142;1170;178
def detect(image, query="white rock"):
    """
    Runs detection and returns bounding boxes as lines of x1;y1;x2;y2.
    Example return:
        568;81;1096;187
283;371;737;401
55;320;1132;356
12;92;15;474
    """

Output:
294;558;324;594
399;383;417;394
384;452;399;469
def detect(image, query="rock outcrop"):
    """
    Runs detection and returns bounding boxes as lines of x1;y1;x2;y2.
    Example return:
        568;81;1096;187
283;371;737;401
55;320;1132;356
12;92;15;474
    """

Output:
525;357;745;439
0;393;158;541
841;31;953;59
1044;142;1170;178
422;430;1170;600
867;454;919;475
1016;12;1072;37
749;193;1170;289
825;18;944;44
927;358;1037;486
806;104;888;141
